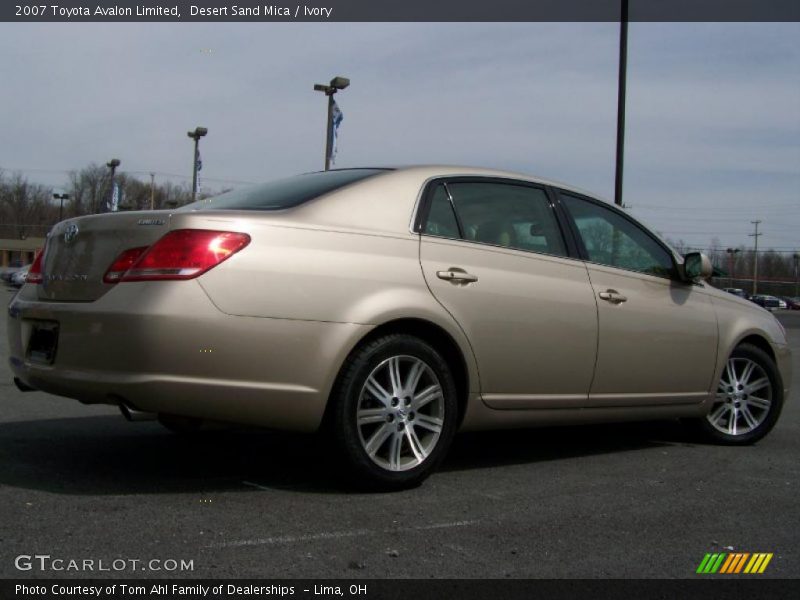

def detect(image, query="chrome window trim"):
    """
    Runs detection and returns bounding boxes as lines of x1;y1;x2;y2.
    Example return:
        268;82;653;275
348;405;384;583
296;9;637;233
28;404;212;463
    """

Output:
412;175;573;262
408;173;554;236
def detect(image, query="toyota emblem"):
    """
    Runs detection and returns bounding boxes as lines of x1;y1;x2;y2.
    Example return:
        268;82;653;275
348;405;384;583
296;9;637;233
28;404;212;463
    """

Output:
64;223;79;244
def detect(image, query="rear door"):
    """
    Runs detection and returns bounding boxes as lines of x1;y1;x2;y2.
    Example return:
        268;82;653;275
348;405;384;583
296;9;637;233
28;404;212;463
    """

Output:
558;192;718;407
417;179;598;409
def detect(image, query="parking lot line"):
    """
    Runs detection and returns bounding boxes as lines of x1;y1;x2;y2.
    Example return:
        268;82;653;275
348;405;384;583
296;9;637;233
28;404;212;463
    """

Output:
208;520;480;549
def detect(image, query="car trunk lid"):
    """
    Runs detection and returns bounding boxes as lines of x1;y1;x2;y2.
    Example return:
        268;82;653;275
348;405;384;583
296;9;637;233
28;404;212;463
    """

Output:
37;212;172;302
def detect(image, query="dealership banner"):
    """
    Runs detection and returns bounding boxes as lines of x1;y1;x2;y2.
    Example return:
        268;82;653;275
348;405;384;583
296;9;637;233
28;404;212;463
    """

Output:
4;0;800;22
2;579;799;600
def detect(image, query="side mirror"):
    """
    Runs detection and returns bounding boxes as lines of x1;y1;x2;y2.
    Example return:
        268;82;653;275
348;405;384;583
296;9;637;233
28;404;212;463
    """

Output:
683;252;713;282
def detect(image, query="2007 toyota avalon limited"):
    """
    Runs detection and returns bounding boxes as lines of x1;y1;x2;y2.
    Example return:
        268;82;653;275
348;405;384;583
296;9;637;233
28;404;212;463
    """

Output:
7;166;791;489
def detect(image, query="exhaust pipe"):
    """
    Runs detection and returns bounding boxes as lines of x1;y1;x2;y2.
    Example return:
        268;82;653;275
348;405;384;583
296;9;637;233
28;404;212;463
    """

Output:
14;377;36;392
119;402;157;422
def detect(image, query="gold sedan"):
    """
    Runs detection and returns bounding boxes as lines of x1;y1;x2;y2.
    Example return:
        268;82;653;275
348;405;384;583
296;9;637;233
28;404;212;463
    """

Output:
7;166;791;489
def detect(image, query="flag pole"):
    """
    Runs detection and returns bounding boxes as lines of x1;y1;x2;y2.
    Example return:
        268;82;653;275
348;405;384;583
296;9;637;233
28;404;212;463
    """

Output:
325;92;334;171
314;76;350;171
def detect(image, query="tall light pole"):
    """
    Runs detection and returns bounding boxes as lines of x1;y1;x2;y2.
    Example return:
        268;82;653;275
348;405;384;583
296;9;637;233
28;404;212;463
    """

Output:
613;0;628;207
726;247;740;288
106;158;120;178
105;158;121;213
749;220;762;295
187;126;208;203
794;253;799;297
313;76;350;170
53;193;69;222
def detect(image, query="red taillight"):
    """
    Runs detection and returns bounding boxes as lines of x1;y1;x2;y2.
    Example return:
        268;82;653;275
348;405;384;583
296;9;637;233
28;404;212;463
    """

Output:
26;247;46;284
104;230;250;283
103;247;148;283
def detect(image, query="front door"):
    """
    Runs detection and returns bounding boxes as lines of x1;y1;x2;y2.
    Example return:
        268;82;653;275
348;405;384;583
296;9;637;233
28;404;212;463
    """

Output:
559;192;718;407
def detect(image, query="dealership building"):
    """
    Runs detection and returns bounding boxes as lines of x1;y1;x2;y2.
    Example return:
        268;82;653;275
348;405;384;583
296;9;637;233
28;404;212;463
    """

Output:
0;237;44;267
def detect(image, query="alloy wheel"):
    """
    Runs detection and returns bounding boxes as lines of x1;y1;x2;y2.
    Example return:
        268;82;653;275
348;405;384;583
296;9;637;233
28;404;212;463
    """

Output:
356;355;445;472
707;357;773;436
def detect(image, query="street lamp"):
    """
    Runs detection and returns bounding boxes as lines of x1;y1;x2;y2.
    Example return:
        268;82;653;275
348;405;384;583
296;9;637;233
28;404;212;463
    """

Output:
105;159;121;213
187;126;208;203
726;248;740;288
106;158;120;175
794;253;799;297
53;193;70;222
313;76;350;170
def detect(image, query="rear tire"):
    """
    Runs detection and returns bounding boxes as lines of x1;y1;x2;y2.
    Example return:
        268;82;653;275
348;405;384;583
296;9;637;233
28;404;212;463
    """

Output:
692;343;783;445
330;334;459;491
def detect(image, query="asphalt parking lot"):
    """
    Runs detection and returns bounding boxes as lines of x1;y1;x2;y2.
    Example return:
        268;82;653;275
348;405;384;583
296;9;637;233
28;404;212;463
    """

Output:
1;285;798;580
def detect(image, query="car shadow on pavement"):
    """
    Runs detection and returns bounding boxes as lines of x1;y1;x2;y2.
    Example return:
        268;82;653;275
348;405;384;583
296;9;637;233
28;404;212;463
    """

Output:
0;415;342;495
0;414;695;495
443;420;693;472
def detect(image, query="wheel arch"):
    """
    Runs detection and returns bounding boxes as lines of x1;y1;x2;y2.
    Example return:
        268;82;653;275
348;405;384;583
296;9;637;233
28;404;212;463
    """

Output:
736;333;776;363
732;333;785;398
322;317;473;431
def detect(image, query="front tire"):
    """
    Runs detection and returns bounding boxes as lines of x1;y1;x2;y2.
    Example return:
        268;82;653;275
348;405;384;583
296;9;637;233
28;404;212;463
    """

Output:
330;334;459;490
694;343;783;445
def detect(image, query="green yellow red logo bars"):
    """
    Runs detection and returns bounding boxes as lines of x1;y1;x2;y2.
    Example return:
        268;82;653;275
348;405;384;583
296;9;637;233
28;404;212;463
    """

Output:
696;553;773;574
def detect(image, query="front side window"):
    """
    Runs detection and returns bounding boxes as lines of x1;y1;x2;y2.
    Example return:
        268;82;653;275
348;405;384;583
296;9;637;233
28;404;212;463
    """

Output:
560;193;674;278
422;181;567;258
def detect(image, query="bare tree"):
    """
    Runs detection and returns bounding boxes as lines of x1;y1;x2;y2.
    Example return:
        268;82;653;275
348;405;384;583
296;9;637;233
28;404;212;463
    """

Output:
67;164;112;216
0;171;55;238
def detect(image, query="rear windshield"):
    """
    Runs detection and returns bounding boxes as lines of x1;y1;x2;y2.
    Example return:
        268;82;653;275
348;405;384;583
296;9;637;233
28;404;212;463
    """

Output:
182;168;389;211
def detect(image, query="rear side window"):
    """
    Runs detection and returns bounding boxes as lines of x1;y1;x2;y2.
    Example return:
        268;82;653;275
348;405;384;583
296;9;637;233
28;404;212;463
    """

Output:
423;185;460;238
183;169;389;211
427;181;567;257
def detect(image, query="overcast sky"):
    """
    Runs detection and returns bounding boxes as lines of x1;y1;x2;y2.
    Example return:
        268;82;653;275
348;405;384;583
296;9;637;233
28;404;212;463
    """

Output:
1;22;798;251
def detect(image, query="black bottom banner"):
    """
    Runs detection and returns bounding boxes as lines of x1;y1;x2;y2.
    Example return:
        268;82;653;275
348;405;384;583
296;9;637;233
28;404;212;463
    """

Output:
2;579;799;600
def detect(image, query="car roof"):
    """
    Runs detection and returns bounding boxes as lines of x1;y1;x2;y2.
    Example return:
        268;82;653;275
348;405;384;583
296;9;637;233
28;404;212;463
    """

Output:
368;165;612;204
282;165;618;238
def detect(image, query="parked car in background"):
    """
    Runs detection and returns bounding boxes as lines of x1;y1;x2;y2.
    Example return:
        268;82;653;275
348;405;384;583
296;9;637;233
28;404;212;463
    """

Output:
1;265;24;284
750;295;782;310
723;288;748;299
10;266;30;288
780;297;800;310
777;296;800;310
6;166;793;489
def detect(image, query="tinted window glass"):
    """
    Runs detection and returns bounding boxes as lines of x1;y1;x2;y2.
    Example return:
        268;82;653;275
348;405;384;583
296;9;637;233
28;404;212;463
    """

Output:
181;169;388;211
423;184;460;238
561;194;674;277
446;182;567;257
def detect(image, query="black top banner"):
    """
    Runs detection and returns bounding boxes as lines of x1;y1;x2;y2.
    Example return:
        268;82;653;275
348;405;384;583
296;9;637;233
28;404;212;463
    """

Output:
3;0;800;22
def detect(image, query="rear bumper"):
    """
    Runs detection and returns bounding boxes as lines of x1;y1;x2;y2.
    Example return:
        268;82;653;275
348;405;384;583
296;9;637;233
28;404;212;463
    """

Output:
7;281;369;431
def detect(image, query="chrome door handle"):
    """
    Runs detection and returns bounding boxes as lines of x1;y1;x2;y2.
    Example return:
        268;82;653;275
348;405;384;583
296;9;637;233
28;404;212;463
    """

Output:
598;289;627;304
436;269;478;283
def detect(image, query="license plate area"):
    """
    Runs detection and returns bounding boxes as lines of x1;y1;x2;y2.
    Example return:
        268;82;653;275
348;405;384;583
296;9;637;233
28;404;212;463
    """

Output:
27;321;59;365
